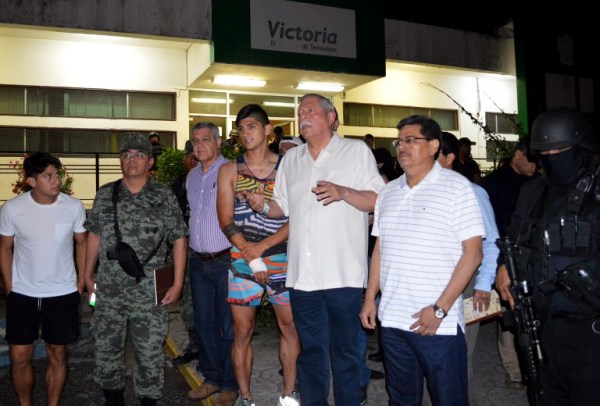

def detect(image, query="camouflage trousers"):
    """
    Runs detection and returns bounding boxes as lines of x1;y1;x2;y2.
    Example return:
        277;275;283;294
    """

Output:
92;277;167;399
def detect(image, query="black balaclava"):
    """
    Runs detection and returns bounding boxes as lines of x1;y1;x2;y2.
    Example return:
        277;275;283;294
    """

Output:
539;146;584;186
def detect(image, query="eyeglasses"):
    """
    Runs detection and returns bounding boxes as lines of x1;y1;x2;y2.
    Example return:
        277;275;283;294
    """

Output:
40;173;62;182
191;137;214;145
120;152;147;160
392;137;431;148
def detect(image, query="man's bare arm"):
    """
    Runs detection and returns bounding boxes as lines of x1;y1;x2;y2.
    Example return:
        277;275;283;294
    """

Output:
74;231;87;293
0;235;15;294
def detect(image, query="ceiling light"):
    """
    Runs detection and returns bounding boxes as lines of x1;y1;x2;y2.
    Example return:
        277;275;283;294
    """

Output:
191;97;233;104
263;101;296;108
296;82;344;92
212;75;266;87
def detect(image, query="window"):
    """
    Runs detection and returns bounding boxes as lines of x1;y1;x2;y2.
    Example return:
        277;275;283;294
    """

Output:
485;112;519;134
0;85;175;120
0;127;175;154
0;86;24;115
344;102;458;131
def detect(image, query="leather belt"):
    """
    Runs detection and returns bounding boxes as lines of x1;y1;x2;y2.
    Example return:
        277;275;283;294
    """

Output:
192;248;230;261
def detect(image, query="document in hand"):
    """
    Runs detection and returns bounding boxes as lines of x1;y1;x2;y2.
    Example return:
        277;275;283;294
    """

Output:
154;264;175;305
464;289;502;325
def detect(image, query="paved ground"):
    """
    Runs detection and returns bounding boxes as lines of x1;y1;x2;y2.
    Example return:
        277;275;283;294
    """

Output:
1;292;528;405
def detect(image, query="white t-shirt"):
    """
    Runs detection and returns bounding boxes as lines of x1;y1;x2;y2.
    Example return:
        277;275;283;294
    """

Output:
0;192;86;297
274;133;385;291
373;162;485;334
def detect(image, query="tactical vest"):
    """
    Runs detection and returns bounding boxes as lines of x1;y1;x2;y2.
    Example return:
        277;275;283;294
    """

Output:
507;173;600;316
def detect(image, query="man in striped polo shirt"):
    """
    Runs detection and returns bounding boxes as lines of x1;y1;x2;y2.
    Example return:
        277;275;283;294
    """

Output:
360;115;485;405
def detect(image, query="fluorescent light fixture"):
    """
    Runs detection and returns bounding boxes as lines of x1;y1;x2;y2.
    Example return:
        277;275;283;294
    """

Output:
263;101;296;108
296;82;344;92
191;97;230;104
212;75;266;87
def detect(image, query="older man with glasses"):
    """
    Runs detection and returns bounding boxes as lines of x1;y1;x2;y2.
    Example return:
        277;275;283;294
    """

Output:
360;115;484;405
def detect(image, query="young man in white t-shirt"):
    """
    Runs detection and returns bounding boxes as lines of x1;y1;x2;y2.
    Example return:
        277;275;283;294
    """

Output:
0;152;87;406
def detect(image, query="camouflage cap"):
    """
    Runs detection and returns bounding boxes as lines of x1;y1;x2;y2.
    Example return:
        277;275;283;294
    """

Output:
120;132;153;155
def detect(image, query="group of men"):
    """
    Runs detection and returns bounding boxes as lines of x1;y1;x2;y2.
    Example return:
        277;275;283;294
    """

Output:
1;96;598;406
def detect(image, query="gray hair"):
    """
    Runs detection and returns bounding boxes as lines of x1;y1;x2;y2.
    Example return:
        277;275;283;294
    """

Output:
299;93;335;114
191;122;221;140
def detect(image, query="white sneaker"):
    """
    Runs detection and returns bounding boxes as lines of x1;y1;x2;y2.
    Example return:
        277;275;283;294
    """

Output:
278;390;300;406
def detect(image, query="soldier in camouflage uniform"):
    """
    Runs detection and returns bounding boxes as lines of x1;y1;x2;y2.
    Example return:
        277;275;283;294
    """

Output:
83;133;188;406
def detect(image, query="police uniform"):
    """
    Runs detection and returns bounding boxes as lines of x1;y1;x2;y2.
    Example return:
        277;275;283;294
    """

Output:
507;108;600;405
85;177;187;399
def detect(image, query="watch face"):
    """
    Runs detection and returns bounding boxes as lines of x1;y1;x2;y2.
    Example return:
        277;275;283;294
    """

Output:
435;307;446;319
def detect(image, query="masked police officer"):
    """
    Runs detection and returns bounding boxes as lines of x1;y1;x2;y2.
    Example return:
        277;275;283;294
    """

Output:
496;108;600;405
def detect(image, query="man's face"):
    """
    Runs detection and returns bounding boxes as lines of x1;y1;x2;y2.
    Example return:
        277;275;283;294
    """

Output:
183;153;197;172
191;127;221;165
119;149;153;178
27;165;62;200
395;124;439;173
297;96;335;143
459;144;471;159
513;149;537;177
237;116;271;151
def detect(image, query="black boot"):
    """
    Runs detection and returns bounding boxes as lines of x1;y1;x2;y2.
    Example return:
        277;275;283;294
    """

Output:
140;398;157;406
172;330;199;365
103;388;125;406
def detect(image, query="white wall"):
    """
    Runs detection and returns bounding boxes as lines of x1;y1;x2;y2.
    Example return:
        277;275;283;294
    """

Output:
0;28;196;204
335;62;518;165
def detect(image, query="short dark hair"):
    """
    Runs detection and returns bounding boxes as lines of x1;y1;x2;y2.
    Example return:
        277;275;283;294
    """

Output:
364;133;374;141
396;115;442;141
24;152;62;179
274;126;284;136
439;131;459;157
236;104;270;126
439;132;460;171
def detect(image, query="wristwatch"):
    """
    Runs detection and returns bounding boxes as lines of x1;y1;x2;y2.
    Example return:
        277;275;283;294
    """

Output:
432;304;448;319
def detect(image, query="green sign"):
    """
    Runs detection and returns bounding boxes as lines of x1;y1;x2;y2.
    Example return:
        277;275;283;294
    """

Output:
213;0;385;77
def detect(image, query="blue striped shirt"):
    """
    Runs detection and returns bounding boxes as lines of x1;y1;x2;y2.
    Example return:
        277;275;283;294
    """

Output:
186;155;231;253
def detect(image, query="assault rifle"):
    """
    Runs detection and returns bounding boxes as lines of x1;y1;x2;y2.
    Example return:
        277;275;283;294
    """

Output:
497;237;544;406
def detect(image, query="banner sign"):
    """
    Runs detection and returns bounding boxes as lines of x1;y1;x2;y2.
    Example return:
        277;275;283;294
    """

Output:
250;0;356;59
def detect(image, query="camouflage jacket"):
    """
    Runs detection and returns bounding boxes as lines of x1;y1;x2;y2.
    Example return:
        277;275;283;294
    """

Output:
85;176;187;287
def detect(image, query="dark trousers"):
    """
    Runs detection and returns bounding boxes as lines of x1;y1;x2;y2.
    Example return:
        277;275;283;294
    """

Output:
539;317;600;406
290;287;363;405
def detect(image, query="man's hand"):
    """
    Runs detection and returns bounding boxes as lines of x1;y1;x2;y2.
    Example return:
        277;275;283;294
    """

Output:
360;298;378;329
410;306;442;336
161;284;182;306
243;191;266;213
472;290;491;312
311;180;347;206
238;241;267;264
496;264;515;307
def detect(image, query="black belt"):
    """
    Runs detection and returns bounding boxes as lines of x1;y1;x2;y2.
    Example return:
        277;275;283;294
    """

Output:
192;248;230;261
